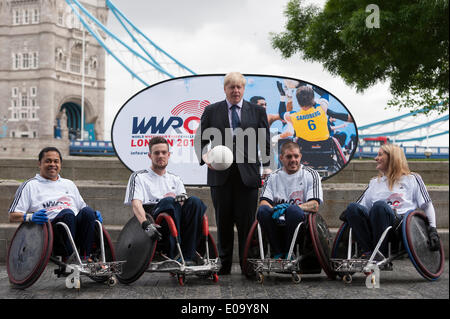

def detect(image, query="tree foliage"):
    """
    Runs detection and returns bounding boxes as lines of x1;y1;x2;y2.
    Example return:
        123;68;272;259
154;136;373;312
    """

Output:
271;0;449;114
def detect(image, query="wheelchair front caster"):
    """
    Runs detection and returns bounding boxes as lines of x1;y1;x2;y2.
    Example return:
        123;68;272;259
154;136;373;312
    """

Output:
292;272;301;284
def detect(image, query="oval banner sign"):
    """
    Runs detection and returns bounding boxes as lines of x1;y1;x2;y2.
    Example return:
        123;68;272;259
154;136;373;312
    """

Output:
112;74;358;185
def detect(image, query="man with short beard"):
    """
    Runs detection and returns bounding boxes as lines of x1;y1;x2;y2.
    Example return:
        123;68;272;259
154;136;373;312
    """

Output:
124;136;207;265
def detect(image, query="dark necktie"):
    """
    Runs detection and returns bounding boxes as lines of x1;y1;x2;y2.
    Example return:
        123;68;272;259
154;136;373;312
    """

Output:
231;105;241;130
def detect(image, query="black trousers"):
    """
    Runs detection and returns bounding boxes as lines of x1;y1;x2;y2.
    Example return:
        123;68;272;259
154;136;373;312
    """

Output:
210;164;258;271
51;207;97;258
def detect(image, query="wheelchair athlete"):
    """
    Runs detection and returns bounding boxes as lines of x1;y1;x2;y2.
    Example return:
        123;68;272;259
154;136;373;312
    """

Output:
340;144;440;260
8;147;103;261
257;141;323;259
124;136;206;265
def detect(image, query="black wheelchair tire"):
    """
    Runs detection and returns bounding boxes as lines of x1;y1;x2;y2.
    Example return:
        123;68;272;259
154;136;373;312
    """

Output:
402;211;444;281
308;213;336;279
7;222;53;289
115;215;156;284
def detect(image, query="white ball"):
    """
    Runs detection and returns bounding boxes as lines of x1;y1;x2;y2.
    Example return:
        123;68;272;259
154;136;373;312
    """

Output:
208;145;233;171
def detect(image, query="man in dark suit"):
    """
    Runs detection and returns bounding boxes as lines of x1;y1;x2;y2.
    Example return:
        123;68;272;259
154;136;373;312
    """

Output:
194;72;272;274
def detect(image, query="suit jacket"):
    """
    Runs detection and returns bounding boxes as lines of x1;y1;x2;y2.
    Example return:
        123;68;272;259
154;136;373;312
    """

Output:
194;99;271;188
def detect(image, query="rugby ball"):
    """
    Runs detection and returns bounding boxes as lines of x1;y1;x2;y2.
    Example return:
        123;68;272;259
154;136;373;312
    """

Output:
208;145;233;171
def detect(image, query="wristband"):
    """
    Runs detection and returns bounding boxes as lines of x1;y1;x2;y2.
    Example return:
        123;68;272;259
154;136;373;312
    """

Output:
23;213;32;222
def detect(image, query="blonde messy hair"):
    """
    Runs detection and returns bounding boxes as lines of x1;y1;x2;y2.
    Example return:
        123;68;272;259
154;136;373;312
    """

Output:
223;72;246;88
378;144;411;190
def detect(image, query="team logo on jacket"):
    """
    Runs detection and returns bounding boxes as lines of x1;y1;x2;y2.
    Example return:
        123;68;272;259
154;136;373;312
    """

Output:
386;193;403;208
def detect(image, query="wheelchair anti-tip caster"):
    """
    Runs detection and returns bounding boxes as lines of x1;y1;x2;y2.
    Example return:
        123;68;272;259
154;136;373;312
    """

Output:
177;274;186;286
342;274;352;284
292;272;301;284
257;272;265;284
107;276;118;287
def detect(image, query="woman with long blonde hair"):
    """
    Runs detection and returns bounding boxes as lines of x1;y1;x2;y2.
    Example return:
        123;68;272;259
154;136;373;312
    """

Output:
341;144;440;259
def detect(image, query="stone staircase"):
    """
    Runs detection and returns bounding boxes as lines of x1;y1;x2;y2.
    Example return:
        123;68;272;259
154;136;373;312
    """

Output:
0;157;448;262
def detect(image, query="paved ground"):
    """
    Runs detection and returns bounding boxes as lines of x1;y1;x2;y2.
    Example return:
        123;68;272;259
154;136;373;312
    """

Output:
1;259;448;316
1;259;447;300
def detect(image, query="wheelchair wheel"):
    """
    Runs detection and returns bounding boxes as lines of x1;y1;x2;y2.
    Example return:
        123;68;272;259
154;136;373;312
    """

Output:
242;220;268;278
88;223;117;283
330;136;347;169
115;215;157;284
402;211;445;281
7;222;54;289
308;213;336;279
331;222;349;259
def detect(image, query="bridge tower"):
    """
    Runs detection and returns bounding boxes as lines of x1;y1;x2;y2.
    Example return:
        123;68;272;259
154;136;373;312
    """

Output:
0;0;108;142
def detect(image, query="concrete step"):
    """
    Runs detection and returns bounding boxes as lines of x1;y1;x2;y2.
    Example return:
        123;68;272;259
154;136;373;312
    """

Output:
0;223;448;263
0;157;448;185
1;181;448;228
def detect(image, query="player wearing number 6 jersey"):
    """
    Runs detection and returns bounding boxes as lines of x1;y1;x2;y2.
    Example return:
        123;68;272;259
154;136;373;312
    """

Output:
284;86;329;142
282;85;353;142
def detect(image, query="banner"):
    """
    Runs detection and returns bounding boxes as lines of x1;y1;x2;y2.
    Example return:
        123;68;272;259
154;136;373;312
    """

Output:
112;74;358;185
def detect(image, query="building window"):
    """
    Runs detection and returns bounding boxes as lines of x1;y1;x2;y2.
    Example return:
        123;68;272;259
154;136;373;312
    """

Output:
70;53;81;73
30;87;37;96
22;53;29;69
13;9;21;25
14;54;21;69
32;9;39;24
21;93;28;107
32;52;39;68
23;10;29;24
58;11;64;25
12;87;19;97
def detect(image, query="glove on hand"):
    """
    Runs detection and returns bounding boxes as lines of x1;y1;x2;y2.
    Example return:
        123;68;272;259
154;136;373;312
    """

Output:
95;210;103;223
24;209;48;224
427;226;441;251
272;203;290;219
175;194;189;204
142;220;162;241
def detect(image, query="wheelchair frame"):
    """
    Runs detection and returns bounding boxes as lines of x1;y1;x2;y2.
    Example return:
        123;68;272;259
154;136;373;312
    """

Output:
7;220;124;289
116;213;220;286
147;213;220;286
330;211;445;287
243;212;334;284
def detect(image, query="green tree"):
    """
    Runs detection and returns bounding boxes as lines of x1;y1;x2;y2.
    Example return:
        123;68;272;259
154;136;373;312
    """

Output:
271;0;449;114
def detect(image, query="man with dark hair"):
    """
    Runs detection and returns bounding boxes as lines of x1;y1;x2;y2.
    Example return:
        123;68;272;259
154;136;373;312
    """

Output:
8;147;103;260
257;141;323;259
124;136;207;264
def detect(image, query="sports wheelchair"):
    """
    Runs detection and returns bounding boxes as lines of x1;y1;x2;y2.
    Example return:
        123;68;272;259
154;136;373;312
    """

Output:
296;137;347;179
7;220;123;289
330;210;445;287
115;202;220;286
242;212;336;284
